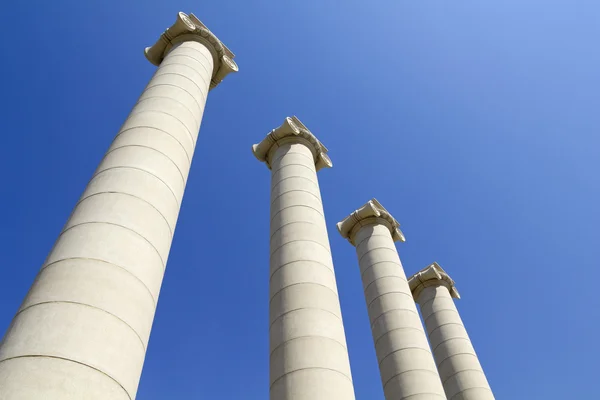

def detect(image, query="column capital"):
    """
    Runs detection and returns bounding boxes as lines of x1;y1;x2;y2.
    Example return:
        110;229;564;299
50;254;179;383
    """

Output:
145;12;238;89
408;262;461;301
337;198;405;245
252;116;332;171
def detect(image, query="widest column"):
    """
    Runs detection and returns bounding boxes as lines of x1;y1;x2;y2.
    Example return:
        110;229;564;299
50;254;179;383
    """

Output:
409;263;494;400
0;12;237;400
253;117;355;400
338;199;446;400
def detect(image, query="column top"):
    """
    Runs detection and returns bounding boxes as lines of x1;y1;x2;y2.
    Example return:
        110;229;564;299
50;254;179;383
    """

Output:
145;12;238;90
337;198;405;246
408;262;461;301
252;116;332;171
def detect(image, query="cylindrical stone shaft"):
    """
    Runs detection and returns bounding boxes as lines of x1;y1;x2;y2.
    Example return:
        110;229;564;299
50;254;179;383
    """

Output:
269;142;355;400
0;41;213;399
417;285;494;400
354;224;446;400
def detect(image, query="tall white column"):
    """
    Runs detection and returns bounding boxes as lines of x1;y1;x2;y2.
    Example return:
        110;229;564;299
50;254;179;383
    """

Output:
338;199;446;400
409;263;494;400
0;12;237;400
253;117;355;400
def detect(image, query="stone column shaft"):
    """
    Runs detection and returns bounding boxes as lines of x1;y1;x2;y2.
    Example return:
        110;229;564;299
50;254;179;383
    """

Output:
0;12;237;400
338;200;446;400
254;117;355;400
411;264;494;400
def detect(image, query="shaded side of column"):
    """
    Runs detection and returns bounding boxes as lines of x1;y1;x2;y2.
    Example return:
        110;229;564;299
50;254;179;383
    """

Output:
254;117;355;400
411;263;494;400
0;12;237;400
338;199;446;400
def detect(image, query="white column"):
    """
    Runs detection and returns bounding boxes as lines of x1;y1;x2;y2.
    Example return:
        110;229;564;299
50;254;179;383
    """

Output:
253;117;355;400
0;12;237;400
409;263;494;400
338;200;446;400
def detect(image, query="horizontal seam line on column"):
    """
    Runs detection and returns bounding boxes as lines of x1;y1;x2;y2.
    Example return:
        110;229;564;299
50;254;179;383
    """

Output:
0;355;132;400
142;83;204;115
269;367;352;390
448;388;494;400
157;60;210;93
59;222;165;269
436;351;478;369
442;368;487;385
153;72;208;103
114;126;192;163
354;233;395;250
272;162;315;175
427;322;465;337
398;393;446;400
127;110;196;147
161;57;210;77
371;308;419;329
174;43;213;62
270;239;331;258
270;189;321;206
449;387;493;399
40;258;156;307
269;335;347;358
382;368;442;391
361;260;403;280
74;191;174;237
358;246;399;263
168;48;212;72
269;282;338;305
106;144;186;186
271;176;319;193
424;308;460;325
270;204;324;223
363;275;408;297
374;327;426;348
269;307;342;330
378;346;434;368
271;150;314;166
269;259;334;282
92;167;179;205
432;336;473;354
160;56;211;88
15;301;146;351
134;95;200;128
270;220;324;241
367;291;414;309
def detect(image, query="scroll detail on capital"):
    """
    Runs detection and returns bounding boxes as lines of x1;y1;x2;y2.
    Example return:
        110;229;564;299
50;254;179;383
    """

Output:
252;116;332;171
337;198;405;245
145;12;238;89
408;262;461;301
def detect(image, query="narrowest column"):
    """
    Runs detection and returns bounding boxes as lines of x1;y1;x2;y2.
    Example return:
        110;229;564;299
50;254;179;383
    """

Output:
409;263;494;400
0;12;237;400
338;199;446;400
253;117;355;400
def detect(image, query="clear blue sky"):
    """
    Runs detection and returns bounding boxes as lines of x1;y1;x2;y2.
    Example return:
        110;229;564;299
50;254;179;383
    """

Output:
1;1;598;398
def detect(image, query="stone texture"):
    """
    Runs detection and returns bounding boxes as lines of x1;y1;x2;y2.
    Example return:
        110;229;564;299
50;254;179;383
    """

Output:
254;117;355;400
337;200;446;400
0;12;236;400
409;263;494;400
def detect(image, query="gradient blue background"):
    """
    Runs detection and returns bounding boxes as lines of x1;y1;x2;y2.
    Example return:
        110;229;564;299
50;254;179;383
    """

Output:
1;1;598;398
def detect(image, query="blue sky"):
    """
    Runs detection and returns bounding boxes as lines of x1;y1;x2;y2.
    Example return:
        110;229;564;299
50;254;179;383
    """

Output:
1;1;599;398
